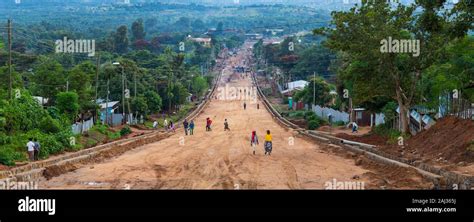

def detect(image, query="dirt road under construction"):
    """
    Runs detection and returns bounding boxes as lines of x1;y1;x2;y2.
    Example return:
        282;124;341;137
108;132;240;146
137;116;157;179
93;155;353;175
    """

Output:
40;42;433;189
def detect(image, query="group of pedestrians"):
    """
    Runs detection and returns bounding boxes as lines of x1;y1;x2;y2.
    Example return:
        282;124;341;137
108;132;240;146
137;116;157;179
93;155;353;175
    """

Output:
26;138;41;162
249;130;273;155
243;102;260;110
182;119;195;136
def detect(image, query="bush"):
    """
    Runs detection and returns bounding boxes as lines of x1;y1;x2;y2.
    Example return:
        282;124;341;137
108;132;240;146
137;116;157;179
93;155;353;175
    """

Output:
38;135;63;158
304;111;316;120
468;141;474;152
39;116;62;134
54;130;75;150
333;121;346;126
307;115;317;122
55;92;79;121
120;126;132;136
3;94;47;132
0;132;11;145
307;119;321;130
92;124;108;135
288;111;305;118
0;146;25;166
373;124;406;144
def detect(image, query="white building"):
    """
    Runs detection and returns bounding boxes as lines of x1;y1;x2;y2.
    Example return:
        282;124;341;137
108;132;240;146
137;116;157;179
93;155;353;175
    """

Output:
281;80;309;96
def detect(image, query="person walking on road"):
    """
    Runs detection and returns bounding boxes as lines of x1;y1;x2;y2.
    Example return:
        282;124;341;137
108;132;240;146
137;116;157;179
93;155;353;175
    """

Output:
224;119;230;131
164;119;169;131
243;102;247;110
206;117;212;131
250;131;259;155
169;121;176;132
26;138;35;162
33;138;41;161
257;103;260;109
189;120;195;135
183;119;189;135
264;130;272;156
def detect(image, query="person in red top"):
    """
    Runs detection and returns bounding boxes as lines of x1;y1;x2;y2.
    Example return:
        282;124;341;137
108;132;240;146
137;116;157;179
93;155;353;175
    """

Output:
250;131;259;155
206;117;213;131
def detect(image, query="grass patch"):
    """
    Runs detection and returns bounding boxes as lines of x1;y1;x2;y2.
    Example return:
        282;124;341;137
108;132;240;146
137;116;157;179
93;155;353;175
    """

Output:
468;140;474;152
145;103;196;128
372;124;408;144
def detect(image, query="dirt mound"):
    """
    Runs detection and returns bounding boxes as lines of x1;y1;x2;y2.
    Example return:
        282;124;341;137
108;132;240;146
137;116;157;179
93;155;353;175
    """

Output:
335;133;388;146
43;163;78;180
374;117;474;166
406;117;474;164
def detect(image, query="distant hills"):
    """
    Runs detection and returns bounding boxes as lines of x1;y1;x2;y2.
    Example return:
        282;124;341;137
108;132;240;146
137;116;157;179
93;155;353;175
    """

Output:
2;0;417;6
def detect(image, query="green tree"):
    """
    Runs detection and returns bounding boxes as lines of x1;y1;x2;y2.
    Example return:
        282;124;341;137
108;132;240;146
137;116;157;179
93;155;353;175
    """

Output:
68;62;94;105
3;93;47;133
191;76;208;97
423;36;474;104
315;1;471;133
216;22;224;34
132;18;146;41
55;92;79;122
131;96;148;116
172;83;189;108
115;25;129;54
144;90;162;114
291;45;335;80
294;77;332;106
30;59;65;103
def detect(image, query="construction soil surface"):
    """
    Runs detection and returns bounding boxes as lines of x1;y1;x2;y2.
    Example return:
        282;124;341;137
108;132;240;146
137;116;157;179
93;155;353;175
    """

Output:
336;116;474;176
37;42;434;189
380;117;474;175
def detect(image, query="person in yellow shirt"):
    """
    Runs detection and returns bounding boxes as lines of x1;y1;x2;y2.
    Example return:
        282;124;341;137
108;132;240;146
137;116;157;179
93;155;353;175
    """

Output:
264;130;272;155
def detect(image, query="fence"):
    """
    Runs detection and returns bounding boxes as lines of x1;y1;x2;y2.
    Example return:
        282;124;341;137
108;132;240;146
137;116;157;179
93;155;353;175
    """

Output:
71;118;94;135
373;113;386;126
312;105;350;123
311;105;386;126
438;93;473;120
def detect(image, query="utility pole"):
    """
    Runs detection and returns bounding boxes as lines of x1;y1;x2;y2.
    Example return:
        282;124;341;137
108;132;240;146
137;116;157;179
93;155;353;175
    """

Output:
313;72;316;107
8;19;12;100
168;71;172;111
122;66;125;123
134;71;137;98
113;62;125;124
66;80;69;92
94;52;100;124
95;52;100;101
105;79;109;126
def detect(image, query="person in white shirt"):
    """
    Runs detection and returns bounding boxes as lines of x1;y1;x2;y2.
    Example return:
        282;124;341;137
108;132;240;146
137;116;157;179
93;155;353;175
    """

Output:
163;119;169;131
26;138;35;161
351;122;359;133
153;121;158;130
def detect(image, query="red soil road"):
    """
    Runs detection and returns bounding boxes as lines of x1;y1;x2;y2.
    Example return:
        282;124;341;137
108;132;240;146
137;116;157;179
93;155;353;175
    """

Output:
38;43;402;189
